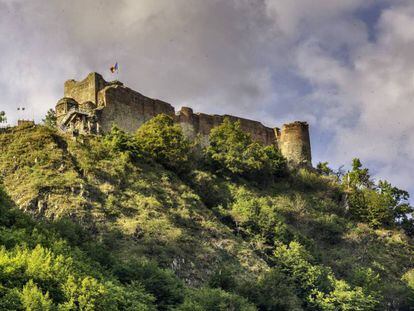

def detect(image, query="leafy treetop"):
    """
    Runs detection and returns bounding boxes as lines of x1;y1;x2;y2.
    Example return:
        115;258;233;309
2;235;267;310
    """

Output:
42;109;57;129
0;111;6;124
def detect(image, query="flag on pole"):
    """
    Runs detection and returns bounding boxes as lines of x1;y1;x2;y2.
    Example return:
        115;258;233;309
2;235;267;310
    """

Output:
110;62;118;73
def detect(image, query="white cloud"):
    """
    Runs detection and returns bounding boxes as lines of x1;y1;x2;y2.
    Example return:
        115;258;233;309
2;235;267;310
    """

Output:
287;0;414;193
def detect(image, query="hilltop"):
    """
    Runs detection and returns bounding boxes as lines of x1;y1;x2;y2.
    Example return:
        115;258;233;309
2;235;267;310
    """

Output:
0;120;414;310
56;72;312;167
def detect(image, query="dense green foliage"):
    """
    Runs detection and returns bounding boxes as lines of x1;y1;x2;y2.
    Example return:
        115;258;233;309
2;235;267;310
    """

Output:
207;118;286;180
177;287;256;311
135;114;190;172
0;185;156;310
319;158;414;232
0;117;414;310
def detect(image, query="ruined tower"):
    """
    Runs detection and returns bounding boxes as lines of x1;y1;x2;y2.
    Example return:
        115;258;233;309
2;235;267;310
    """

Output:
55;72;312;167
278;121;312;167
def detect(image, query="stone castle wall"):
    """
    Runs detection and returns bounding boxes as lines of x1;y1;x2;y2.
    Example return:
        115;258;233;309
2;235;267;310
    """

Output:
56;72;312;167
97;84;175;133
176;107;277;146
64;73;101;105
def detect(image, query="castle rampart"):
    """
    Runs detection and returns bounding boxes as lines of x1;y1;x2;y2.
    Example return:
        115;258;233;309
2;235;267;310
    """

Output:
176;107;277;146
56;72;312;167
97;83;175;133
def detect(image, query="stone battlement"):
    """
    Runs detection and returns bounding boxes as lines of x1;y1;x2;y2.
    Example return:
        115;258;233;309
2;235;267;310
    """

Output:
56;72;312;167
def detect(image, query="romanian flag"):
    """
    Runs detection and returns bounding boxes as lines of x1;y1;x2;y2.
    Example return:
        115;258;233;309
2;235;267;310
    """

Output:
110;62;118;73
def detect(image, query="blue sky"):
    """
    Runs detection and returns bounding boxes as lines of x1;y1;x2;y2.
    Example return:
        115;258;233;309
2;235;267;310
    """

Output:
0;0;413;197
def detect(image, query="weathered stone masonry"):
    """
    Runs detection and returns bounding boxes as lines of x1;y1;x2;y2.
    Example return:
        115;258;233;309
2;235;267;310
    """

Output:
56;72;312;167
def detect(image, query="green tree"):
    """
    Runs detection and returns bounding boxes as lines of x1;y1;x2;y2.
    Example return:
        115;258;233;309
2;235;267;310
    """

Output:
273;241;332;306
206;118;285;179
104;124;141;160
344;158;373;190
42;109;57;129
263;144;287;177
0;111;6;124
316;162;334;176
135;114;190;172
377;180;412;222
344;159;379;223
344;159;414;228
207;118;255;175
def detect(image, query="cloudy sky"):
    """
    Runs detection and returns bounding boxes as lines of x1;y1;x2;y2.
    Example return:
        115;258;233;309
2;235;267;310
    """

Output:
1;0;413;195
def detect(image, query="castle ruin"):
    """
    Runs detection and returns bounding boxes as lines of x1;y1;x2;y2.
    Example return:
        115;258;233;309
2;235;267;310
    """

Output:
55;72;312;167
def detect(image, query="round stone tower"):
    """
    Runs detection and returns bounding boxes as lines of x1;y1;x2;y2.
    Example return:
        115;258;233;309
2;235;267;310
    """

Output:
279;121;312;167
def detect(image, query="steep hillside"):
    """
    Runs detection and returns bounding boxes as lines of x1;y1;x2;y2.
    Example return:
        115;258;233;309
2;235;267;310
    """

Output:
0;125;266;283
1;122;414;310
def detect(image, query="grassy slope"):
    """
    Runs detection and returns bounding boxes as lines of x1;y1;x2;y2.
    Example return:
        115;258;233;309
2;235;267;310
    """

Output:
1;125;413;306
0;125;267;285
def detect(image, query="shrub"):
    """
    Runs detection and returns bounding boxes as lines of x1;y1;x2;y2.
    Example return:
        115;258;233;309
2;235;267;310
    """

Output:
273;241;379;310
113;260;184;310
177;287;256;311
208;265;237;291
21;280;53;311
0;184;156;310
350;267;381;300
0;244;156;310
316;279;378;311
402;269;414;306
238;268;302;311
293;168;330;191
311;214;346;244
229;188;293;245
189;170;232;208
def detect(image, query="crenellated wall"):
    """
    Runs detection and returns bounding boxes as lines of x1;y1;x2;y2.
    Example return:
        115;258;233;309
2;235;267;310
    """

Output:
56;72;312;167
